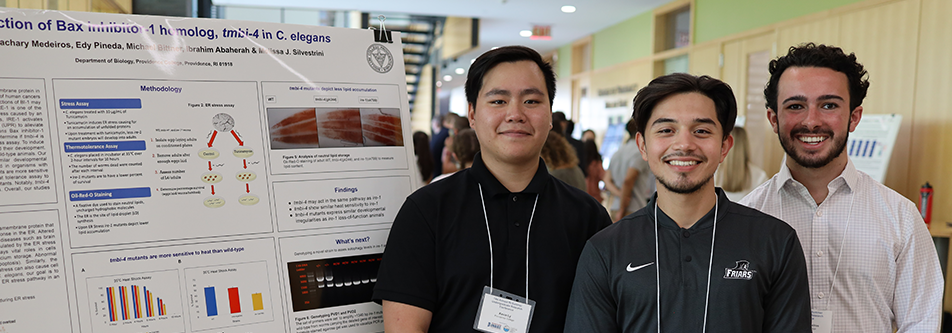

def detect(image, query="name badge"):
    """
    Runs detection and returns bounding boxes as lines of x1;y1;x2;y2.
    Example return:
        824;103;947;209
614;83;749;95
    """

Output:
473;286;536;333
811;310;832;333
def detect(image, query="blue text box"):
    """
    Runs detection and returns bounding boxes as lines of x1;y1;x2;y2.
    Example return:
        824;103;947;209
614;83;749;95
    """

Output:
59;98;142;109
64;141;146;153
69;187;151;201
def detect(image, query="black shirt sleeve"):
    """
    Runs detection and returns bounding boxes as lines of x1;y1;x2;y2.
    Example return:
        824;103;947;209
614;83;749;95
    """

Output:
762;229;812;332
564;241;620;332
372;197;438;311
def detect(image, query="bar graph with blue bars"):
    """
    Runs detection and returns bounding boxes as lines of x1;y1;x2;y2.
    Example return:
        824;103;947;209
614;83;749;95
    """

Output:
848;139;879;158
204;287;219;316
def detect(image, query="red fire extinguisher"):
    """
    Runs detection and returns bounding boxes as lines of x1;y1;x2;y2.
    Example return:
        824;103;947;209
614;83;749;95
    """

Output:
919;182;933;228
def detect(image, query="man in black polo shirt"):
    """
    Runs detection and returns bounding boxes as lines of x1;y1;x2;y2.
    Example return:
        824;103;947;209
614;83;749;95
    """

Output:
565;73;811;332
373;46;611;333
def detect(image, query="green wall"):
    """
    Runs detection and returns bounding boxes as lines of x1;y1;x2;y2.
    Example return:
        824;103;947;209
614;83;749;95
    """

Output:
562;0;869;71
694;0;865;43
557;44;573;79
592;11;653;70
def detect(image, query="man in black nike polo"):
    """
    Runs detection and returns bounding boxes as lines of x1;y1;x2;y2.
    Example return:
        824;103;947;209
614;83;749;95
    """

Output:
373;46;611;333
565;73;811;332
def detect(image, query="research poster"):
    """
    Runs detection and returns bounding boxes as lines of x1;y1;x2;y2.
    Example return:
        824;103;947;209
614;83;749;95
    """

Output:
847;114;901;183
0;8;416;333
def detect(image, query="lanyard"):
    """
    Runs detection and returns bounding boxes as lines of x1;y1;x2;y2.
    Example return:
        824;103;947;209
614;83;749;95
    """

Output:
654;192;718;333
478;183;539;298
777;185;855;310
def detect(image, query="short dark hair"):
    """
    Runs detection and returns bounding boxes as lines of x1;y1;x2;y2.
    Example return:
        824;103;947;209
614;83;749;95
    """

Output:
465;46;556;108
764;43;869;111
625;118;638;137
631;73;737;140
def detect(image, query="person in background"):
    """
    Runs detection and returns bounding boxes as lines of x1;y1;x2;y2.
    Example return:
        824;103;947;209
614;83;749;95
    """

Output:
430;128;479;183
582;139;605;199
541;130;586;191
412;131;434;188
714;127;767;201
553;111;569;134
429;113;456;179
741;43;942;332
373;45;611;333
564;119;587;176
581;129;596;142
440;113;465;175
604;119;654;222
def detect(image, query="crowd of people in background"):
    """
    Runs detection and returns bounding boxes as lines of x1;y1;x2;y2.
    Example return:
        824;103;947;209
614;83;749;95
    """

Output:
411;110;771;209
390;43;941;333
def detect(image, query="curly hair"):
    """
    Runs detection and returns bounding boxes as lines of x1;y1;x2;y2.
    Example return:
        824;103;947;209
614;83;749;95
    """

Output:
764;43;870;111
541;131;579;169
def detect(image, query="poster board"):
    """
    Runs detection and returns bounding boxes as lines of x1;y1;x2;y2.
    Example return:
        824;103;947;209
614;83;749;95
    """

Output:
848;114;902;183
0;8;416;333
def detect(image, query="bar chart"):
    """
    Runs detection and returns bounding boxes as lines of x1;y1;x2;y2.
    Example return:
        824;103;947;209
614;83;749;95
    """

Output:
287;253;383;312
186;261;274;331
86;270;184;333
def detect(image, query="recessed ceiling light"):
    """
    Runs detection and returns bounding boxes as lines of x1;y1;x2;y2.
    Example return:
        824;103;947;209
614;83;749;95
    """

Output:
519;30;532;37
561;5;576;13
436;81;443;87
455;68;465;75
443;75;453;82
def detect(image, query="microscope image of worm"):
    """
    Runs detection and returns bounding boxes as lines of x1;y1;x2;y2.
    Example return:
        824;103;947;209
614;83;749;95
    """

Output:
318;109;364;145
361;112;403;146
270;109;320;145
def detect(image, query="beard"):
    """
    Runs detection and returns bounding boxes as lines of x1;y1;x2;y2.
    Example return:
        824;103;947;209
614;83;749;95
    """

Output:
657;172;713;194
778;122;849;169
655;150;713;194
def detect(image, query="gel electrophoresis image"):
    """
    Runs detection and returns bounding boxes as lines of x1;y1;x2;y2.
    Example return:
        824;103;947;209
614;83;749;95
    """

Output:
286;253;383;311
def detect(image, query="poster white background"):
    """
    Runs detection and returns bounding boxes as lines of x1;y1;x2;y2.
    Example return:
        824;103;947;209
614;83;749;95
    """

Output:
0;8;414;333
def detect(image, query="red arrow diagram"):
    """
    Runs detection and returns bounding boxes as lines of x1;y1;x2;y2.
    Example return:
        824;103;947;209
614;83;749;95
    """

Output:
246;184;250;193
243;159;247;169
231;130;243;146
211;185;216;195
208;161;212;171
207;130;218;147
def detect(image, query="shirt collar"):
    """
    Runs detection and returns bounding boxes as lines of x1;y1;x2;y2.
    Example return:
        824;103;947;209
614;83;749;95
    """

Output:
775;156;859;194
469;152;550;197
646;188;730;231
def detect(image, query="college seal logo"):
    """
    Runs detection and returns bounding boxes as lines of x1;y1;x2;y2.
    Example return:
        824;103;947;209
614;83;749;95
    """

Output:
723;260;756;280
367;43;394;73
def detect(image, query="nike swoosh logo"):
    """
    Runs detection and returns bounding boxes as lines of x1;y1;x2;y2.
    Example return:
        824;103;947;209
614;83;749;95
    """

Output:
626;262;654;272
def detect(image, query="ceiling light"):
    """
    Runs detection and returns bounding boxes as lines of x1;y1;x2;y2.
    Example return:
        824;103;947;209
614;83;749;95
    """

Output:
519;30;532;37
443;75;453;82
455;68;465;75
561;5;576;13
436;81;443;87
470;58;476;64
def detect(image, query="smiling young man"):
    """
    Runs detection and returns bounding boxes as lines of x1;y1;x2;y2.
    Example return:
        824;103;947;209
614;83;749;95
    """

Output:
373;46;611;333
740;43;942;332
565;73;811;332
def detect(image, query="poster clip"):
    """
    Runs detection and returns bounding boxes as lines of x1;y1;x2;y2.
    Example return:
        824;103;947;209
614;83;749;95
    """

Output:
372;15;392;43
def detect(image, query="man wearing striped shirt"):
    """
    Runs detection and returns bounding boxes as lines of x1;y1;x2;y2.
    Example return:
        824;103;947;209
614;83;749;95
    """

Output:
741;43;942;332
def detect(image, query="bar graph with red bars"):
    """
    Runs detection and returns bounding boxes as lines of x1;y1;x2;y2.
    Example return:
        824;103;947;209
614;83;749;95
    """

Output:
107;287;117;322
228;287;241;314
133;285;141;319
